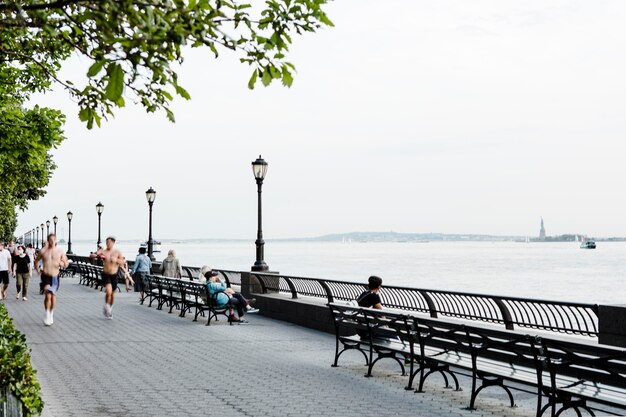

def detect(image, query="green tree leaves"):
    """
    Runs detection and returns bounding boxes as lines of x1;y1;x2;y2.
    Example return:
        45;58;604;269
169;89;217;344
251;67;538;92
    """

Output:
0;304;44;416
0;0;333;129
0;88;66;239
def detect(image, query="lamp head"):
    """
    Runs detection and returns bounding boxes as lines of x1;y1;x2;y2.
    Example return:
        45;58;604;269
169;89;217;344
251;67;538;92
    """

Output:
145;187;156;203
252;155;268;180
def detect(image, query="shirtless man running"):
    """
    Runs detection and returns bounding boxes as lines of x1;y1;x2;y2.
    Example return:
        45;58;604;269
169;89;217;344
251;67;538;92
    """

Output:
97;236;124;319
34;234;70;326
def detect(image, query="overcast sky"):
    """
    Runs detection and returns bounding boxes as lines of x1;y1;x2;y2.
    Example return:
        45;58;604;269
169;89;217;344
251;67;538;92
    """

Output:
15;0;626;241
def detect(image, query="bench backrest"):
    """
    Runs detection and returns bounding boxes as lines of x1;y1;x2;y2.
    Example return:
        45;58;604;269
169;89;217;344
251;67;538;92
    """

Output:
541;337;626;389
464;326;543;375
410;315;468;357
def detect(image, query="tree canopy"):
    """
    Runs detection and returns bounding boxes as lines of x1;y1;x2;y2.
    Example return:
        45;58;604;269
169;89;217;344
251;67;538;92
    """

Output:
0;0;331;240
0;0;333;128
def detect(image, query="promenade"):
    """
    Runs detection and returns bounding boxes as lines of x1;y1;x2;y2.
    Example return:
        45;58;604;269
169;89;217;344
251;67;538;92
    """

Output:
3;275;540;417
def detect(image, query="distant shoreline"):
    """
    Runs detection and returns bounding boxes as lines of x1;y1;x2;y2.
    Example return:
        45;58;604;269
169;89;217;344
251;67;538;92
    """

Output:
66;232;626;244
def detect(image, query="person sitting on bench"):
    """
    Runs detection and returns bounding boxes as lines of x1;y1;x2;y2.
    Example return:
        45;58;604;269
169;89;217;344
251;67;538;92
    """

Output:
204;270;258;324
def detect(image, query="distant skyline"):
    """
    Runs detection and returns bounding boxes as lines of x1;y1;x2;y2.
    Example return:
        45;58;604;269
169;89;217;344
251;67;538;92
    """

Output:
15;1;626;241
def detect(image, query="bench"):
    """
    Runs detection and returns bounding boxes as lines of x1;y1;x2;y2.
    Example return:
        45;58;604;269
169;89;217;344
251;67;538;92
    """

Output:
328;302;626;417
142;275;232;326
539;337;626;416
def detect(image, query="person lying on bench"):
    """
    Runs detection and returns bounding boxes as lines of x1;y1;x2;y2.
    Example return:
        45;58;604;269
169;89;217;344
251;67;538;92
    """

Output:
204;270;258;324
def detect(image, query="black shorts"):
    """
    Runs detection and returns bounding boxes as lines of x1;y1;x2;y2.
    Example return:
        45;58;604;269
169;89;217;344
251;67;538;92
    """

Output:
41;273;60;293
101;272;118;289
0;271;8;285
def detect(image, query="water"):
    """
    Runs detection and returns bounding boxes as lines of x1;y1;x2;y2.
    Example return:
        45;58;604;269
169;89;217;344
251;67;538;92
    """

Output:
62;240;626;305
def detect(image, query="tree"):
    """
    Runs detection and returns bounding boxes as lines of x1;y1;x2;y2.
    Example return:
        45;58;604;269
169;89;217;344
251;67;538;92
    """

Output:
0;0;333;128
0;1;331;239
0;80;66;240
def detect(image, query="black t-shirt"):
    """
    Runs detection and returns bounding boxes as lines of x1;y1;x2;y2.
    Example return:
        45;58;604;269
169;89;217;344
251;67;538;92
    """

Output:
14;255;31;273
357;290;381;308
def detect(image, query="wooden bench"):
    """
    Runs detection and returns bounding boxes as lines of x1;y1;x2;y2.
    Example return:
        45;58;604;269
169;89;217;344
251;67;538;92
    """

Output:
328;303;626;417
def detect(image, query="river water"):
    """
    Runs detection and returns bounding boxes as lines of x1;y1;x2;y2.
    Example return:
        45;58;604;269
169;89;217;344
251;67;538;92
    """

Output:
62;240;625;305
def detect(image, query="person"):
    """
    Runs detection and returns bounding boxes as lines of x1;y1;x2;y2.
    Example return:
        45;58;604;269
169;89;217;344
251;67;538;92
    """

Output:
7;240;16;257
120;257;135;292
97;237;125;319
38;241;48;294
34;234;70;326
12;245;32;301
357;275;384;310
160;249;182;279
205;270;258;324
355;275;390;341
26;244;35;271
0;242;12;300
131;247;152;302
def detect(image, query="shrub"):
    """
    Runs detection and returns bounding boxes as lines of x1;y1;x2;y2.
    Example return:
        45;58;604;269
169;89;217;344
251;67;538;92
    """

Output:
0;304;44;416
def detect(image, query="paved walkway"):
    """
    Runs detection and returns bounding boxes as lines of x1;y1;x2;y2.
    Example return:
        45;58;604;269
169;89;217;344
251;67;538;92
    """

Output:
2;276;541;417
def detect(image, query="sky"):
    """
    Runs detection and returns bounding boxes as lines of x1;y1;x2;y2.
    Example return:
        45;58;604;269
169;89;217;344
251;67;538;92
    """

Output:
15;0;626;241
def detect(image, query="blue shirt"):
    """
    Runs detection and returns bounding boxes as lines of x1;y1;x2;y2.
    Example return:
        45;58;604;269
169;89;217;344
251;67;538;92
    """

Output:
131;254;152;274
206;281;229;307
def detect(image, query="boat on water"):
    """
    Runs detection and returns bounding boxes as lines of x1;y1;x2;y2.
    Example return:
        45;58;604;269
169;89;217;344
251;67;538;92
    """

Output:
140;240;162;252
580;240;596;249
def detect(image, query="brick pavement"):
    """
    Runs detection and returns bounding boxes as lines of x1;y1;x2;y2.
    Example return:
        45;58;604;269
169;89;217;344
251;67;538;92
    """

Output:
2;276;541;417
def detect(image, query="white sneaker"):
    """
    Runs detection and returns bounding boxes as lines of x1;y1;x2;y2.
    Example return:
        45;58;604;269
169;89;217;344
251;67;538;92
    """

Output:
43;311;52;326
22;297;27;301
16;292;21;299
246;308;260;314
50;310;54;324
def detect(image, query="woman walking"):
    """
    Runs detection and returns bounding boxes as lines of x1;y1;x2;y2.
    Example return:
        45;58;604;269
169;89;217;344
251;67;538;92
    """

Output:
12;245;32;300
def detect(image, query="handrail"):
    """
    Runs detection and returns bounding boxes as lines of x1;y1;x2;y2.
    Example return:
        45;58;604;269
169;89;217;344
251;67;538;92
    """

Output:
251;272;599;337
66;255;599;336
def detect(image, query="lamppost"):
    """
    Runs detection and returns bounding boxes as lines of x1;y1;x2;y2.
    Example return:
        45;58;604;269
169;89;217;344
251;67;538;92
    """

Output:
251;155;269;272
46;220;50;238
66;211;73;254
96;202;104;249
40;223;44;248
145;187;156;261
53;216;58;235
34;228;38;249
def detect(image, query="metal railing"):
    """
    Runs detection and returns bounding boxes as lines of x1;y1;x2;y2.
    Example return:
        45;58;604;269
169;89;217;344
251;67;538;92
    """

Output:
251;272;599;337
65;255;598;336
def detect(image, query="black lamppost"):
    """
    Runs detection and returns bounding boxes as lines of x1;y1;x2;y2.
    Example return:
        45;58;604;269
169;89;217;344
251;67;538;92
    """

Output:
96;202;104;249
40;223;44;248
67;211;73;254
145;187;156;261
251;155;269;272
46;220;50;238
53;216;58;235
34;228;38;249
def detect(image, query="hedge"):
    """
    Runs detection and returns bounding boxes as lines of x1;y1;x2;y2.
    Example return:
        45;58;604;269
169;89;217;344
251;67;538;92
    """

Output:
0;304;44;416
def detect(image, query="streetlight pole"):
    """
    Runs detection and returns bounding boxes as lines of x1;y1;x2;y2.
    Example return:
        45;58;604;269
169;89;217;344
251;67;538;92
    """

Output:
96;202;104;249
40;223;44;248
145;187;157;261
34;228;38;249
46;220;50;238
66;211;73;254
251;155;269;272
53;216;58;235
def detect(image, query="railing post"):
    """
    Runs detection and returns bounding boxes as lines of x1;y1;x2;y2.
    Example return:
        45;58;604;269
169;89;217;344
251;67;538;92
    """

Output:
419;290;438;318
493;298;515;330
284;277;298;299
318;280;334;304
598;304;626;347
